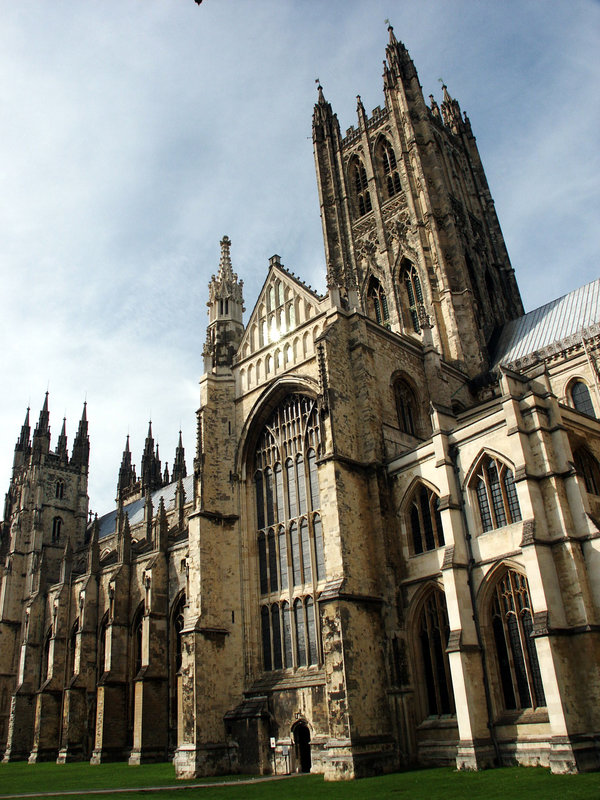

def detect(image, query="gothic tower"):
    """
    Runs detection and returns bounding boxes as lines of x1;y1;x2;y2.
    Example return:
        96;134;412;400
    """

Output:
0;396;89;759
313;25;523;378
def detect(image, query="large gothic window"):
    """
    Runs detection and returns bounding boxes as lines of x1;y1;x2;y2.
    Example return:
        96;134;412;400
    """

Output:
255;395;324;671
472;455;521;533
350;156;372;217
491;569;546;711
416;589;455;718
407;484;445;555
377;138;401;198
366;276;390;328
400;261;424;333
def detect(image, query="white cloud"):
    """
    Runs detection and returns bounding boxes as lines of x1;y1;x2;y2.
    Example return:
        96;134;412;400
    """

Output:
0;0;598;512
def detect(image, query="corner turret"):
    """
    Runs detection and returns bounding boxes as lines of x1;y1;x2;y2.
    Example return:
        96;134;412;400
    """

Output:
203;236;245;371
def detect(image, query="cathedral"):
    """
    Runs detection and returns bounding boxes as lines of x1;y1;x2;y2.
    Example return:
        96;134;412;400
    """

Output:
1;28;600;780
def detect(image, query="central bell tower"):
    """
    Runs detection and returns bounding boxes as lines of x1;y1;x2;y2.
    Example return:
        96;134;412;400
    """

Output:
313;25;523;377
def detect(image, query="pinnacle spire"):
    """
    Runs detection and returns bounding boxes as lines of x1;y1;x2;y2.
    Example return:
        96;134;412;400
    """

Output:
141;420;162;493
71;401;90;468
34;392;50;437
15;407;31;452
117;433;135;497
172;430;187;483
217;235;234;282
56;417;68;460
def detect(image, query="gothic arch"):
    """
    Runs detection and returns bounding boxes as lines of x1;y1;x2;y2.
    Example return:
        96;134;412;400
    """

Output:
235;376;320;479
347;153;372;218
406;582;454;721
390;371;429;439
396;257;424;333
374;134;401;199
465;450;522;533
400;478;445;555
566;377;596;418
477;563;546;715
364;274;391;328
462;448;518;490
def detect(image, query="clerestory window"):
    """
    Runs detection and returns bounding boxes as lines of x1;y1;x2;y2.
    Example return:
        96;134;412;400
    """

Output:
570;380;596;418
254;395;325;671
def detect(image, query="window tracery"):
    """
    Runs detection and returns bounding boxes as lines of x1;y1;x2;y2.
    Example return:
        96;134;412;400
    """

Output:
394;379;418;437
472;455;521;533
366;276;390;328
416;589;454;717
377;138;401;198
401;261;424;333
491;569;546;711
350;157;372;217
407;484;445;554
254;395;324;671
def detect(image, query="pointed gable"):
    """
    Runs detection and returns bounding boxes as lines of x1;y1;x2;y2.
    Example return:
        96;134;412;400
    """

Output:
236;256;326;393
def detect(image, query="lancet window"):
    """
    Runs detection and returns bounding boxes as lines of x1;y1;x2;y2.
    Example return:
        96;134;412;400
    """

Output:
350;157;372;217
407;483;445;554
401;261;424;333
417;589;454;717
378;138;401;198
366;276;390;328
254;394;325;671
472;455;521;533
491;569;546;711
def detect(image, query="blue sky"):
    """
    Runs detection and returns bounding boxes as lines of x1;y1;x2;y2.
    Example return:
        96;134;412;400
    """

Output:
0;1;598;514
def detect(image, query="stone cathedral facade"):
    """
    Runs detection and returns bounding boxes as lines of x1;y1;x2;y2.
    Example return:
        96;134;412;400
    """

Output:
1;29;600;780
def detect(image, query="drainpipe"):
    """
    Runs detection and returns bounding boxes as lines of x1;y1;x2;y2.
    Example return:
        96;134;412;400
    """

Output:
448;445;500;765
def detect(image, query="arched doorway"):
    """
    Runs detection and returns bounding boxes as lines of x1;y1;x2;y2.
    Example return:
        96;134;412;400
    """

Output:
293;721;311;773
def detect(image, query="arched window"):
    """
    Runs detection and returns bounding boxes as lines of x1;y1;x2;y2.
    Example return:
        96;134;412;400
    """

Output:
472;455;521;533
394;378;418;437
52;516;62;544
570;381;596;418
254;395;324;671
491;569;546;711
55;480;64;500
400;261;424;333
574;447;600;495
377;138;401;198
366;276;390;328
407;484;445;554
416;589;454;718
350;157;372;217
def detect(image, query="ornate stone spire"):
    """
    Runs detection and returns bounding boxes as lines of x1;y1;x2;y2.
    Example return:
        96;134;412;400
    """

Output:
172;430;187;483
71;402;90;468
56;418;68;462
204;236;245;370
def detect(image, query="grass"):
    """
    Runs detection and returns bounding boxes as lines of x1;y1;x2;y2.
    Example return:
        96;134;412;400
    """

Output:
0;763;598;800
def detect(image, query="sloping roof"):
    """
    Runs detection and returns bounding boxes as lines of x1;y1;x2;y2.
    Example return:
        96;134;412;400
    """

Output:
493;278;600;367
96;474;194;540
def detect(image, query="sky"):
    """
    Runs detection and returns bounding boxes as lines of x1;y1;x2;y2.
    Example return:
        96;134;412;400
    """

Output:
0;0;598;516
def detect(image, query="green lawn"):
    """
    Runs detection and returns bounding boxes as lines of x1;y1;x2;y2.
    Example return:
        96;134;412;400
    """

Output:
0;763;598;800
